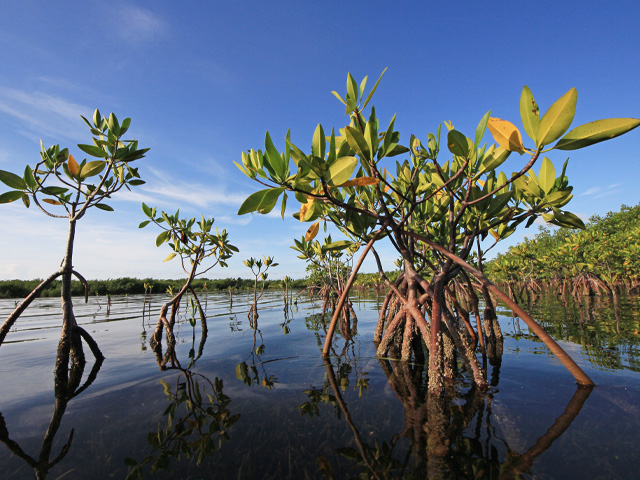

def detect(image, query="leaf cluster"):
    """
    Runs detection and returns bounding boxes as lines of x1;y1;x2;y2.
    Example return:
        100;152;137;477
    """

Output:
235;70;639;279
140;204;238;275
0;110;148;218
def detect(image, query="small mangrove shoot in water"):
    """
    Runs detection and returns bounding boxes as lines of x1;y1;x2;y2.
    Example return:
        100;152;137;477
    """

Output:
140;206;237;358
244;256;277;324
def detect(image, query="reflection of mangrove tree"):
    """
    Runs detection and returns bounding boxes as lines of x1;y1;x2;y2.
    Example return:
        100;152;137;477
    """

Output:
0;347;103;479
125;367;238;479
509;294;640;372
127;318;239;478
235;326;279;389
311;357;592;479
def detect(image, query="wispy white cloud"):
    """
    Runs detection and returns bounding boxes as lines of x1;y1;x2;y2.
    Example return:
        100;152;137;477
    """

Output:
0;86;89;141
116;6;167;42
581;186;601;196
113;167;249;212
580;183;620;199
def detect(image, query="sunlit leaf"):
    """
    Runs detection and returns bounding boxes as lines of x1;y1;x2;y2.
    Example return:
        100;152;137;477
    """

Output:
237;187;285;215
520;85;540;143
487;118;525;154
338;176;380;187
305;220;320;242
537;87;577;148
554;118;640;150
77;144;109;158
538;157;556;194
327;156;357;186
344;127;370;160
474;111;491;150
68;154;80;178
81;160;106;179
447;130;470;157
362;67;387;108
163;253;177;262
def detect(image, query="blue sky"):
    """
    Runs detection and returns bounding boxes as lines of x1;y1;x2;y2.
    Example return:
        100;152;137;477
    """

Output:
0;1;638;281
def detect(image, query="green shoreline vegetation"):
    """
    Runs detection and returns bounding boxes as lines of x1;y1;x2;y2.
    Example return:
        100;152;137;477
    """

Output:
2;201;638;300
485;202;640;298
0;277;308;299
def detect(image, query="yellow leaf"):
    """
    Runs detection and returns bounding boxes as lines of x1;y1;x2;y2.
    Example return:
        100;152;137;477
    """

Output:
490;230;500;240
305;221;320;242
42;198;62;205
68;154;80;177
487;118;525;154
476;179;485;188
338;177;380;187
299;198;315;222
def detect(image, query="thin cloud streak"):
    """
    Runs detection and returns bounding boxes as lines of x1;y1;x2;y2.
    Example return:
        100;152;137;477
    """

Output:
0;86;89;141
116;6;167;42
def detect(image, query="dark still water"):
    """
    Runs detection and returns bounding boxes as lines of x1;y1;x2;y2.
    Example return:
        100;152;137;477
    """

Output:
0;290;639;479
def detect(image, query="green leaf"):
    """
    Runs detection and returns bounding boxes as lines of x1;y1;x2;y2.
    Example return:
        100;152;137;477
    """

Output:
446;130;469;157
331;91;347;106
41;186;69;195
478;146;511;174
237;187;285;215
474;111;491;150
346;73;358;104
552;208;585;229
538;157;555;194
323;240;351;252
344;126;370;160
142;202;152;217
280;191;287;220
542;190;572;206
77;144;109;158
312;124;326;160
156;230;170;246
0;170;27;190
520;85;540;144
95;203;114;211
537;87;577;148
23;165;37;191
327;156;357;186
264;131;285;180
554;118;640;150
0;190;24;203
138;220;151;228
81;160;106;179
163;253;177;262
362;67;387;108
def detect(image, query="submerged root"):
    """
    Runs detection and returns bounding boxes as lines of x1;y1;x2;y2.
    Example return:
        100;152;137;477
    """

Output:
375;271;494;393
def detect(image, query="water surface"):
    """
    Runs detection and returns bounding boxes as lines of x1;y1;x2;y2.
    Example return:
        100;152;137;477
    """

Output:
0;291;639;479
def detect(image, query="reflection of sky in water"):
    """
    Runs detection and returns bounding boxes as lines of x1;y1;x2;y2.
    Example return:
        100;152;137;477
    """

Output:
0;291;639;478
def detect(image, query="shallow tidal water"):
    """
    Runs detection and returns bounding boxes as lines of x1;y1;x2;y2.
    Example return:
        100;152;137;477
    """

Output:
0;290;639;479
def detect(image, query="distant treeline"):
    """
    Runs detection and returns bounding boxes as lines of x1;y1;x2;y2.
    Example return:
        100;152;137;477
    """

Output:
0;276;309;299
485;202;640;297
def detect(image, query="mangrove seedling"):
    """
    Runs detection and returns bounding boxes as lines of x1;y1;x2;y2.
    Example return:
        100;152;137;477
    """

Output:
0;110;148;380
244;256;278;323
140;206;237;354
